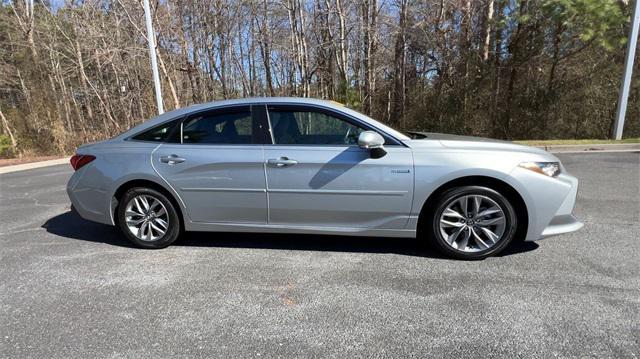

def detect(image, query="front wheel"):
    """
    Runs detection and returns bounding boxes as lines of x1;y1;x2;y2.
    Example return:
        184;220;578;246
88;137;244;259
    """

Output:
426;186;518;260
117;187;181;249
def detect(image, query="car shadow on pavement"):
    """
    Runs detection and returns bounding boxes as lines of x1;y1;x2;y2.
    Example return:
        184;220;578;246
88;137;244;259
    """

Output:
42;211;539;259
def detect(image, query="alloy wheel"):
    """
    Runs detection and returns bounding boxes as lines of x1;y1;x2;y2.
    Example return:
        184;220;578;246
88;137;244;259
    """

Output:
124;194;169;241
438;194;506;252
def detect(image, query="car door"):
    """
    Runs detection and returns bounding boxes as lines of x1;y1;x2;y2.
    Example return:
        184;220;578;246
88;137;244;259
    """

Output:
262;104;414;229
151;105;270;224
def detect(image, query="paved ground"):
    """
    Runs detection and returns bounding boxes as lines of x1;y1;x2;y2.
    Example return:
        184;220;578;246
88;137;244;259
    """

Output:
1;152;638;358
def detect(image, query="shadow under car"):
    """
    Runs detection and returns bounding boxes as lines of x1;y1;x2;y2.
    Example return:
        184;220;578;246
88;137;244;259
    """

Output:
42;211;538;258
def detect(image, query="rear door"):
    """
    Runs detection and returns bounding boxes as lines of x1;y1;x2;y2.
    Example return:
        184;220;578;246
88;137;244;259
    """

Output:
261;104;414;229
152;105;271;224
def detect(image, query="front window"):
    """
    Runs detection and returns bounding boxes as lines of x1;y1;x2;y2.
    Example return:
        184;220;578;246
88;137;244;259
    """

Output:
268;109;365;145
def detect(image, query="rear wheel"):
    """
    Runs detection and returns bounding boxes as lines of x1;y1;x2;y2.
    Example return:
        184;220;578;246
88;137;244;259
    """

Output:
117;187;181;249
426;186;517;259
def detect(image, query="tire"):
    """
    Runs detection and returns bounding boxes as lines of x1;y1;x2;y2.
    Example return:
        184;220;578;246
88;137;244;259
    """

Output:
117;187;181;249
425;186;518;260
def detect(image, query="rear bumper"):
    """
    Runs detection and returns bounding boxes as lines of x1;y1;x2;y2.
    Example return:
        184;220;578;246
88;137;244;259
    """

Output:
66;167;113;225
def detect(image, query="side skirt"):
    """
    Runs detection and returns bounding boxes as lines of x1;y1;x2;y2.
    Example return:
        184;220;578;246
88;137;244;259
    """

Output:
184;221;416;238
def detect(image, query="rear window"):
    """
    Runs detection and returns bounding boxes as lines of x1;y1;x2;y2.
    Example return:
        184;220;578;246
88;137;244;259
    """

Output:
131;119;180;142
181;109;253;144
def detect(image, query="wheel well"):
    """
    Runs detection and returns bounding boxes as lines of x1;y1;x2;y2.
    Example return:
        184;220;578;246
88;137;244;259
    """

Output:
417;176;528;241
112;179;185;229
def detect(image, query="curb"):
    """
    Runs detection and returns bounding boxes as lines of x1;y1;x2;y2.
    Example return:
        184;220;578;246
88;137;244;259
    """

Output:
0;157;70;175
534;143;640;153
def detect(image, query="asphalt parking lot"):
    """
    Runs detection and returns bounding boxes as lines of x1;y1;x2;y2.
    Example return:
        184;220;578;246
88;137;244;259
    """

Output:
1;152;638;358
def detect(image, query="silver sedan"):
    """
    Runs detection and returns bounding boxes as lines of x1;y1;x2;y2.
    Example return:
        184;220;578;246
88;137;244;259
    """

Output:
67;98;582;259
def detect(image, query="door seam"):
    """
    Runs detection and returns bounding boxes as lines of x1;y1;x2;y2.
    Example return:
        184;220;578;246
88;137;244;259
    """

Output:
150;143;188;210
404;150;416;230
261;145;271;224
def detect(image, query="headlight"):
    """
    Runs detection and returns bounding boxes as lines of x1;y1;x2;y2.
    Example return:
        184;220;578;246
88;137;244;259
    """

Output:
518;162;561;177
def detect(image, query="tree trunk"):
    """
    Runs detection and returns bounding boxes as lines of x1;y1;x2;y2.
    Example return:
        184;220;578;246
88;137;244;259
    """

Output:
157;50;180;110
392;0;408;128
362;0;377;114
491;0;503;138
460;0;472;131
482;0;494;62
334;0;349;100
75;40;95;123
502;0;527;140
261;1;275;96
0;106;18;153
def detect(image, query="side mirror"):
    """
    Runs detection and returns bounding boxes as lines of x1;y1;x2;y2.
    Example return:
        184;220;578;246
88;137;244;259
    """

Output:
358;131;387;159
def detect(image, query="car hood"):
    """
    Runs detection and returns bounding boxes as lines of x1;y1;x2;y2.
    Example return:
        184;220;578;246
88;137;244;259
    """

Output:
404;132;555;159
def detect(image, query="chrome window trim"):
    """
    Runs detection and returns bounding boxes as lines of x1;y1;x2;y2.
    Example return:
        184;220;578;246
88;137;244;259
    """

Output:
126;101;407;147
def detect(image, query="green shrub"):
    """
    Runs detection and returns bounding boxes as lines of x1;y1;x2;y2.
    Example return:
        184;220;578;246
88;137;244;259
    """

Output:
0;134;15;158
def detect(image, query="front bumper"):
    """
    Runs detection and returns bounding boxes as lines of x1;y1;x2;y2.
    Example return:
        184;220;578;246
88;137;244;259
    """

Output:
538;169;583;239
540;214;584;239
510;167;583;241
535;171;583;240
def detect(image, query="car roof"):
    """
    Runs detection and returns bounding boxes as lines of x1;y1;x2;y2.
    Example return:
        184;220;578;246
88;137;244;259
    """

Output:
113;97;409;142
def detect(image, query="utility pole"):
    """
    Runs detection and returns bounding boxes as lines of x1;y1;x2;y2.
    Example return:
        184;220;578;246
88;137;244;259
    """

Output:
613;0;640;140
143;0;164;114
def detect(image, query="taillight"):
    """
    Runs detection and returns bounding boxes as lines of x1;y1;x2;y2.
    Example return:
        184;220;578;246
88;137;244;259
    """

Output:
70;154;96;171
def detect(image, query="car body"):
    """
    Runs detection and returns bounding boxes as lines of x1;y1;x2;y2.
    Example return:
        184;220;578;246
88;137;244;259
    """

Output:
67;97;583;259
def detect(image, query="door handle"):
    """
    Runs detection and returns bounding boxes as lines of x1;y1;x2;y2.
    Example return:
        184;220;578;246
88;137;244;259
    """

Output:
267;157;298;167
160;154;186;165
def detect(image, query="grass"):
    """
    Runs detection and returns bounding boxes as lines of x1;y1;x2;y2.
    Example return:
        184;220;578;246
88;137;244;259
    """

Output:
515;138;640;146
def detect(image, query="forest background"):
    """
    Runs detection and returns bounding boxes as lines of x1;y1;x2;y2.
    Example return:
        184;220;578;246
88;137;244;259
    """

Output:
0;0;638;157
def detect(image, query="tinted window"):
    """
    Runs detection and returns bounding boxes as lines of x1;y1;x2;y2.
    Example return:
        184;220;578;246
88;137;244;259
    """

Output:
182;109;253;144
268;109;365;145
132;119;180;142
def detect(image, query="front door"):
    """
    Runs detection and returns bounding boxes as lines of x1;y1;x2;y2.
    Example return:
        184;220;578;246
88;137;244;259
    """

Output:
152;105;269;224
262;105;414;229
